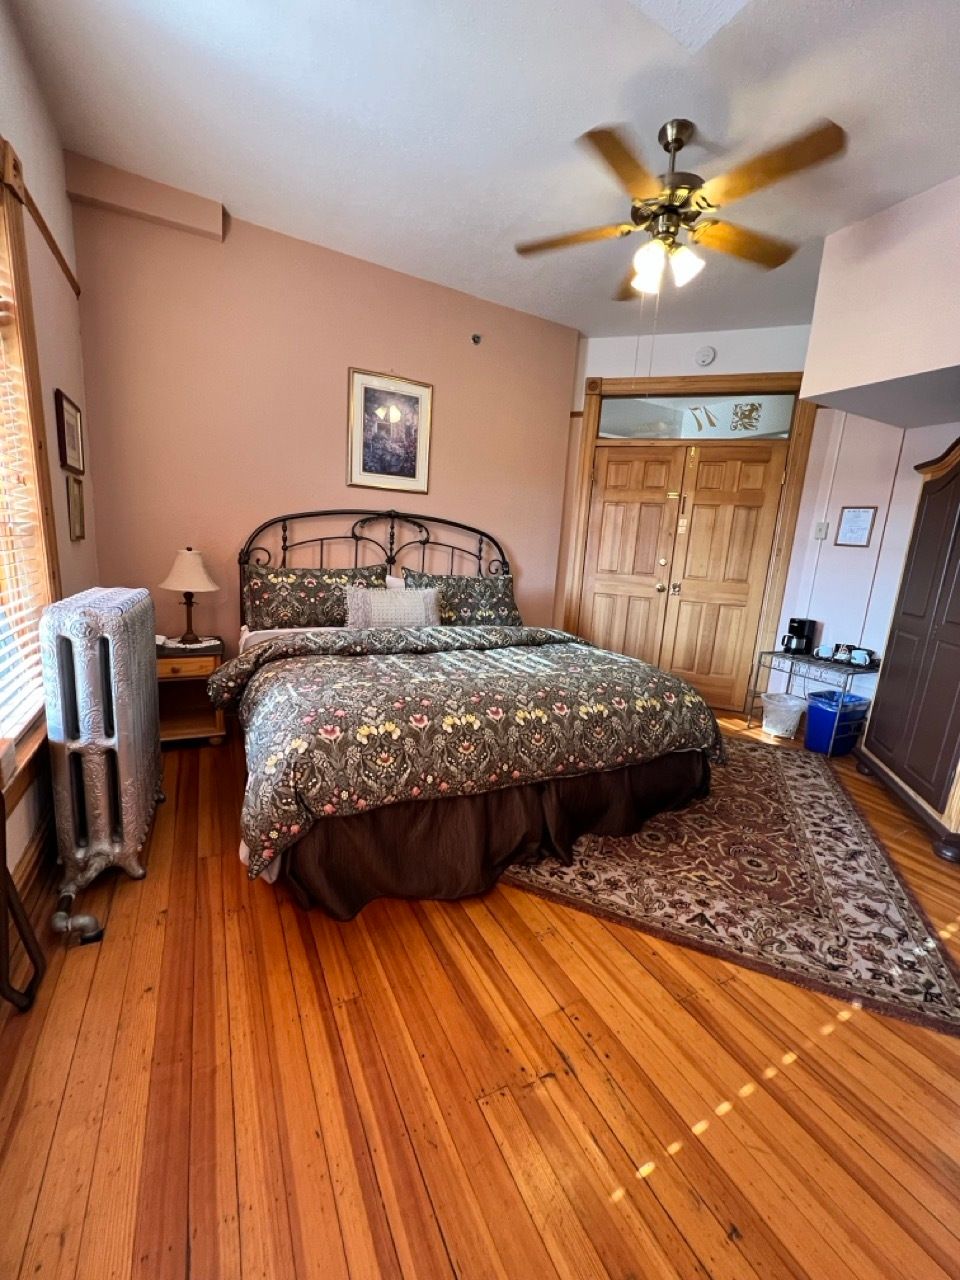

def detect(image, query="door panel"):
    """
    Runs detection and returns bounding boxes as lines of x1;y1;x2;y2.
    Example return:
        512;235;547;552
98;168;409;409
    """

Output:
661;444;787;709
864;628;920;758
902;636;960;804
579;446;684;666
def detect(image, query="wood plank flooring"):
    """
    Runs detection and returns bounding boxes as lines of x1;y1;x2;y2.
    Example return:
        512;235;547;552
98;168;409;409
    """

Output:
1;717;959;1280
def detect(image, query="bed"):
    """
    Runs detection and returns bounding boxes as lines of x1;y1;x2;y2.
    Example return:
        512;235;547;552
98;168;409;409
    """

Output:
210;508;721;919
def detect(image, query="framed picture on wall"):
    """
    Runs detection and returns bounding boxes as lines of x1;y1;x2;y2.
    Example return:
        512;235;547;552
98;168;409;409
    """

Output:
66;475;85;541
55;389;84;475
835;506;877;547
347;368;432;493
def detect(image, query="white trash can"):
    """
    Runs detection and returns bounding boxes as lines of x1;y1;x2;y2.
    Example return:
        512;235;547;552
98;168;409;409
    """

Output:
760;692;806;739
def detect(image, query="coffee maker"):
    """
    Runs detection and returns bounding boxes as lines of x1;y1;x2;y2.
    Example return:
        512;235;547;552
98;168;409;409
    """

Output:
781;617;816;655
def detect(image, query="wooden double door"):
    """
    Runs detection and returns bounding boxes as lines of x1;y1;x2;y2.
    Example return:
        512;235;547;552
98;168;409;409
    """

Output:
579;441;787;710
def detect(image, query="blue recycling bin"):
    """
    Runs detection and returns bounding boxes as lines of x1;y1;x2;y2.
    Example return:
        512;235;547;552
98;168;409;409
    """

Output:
804;689;871;756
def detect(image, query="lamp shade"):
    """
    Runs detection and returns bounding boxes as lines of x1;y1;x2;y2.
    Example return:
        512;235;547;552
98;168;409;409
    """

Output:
159;547;219;594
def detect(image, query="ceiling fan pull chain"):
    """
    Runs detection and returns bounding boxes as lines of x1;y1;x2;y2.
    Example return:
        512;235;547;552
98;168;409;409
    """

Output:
633;292;646;375
647;285;661;378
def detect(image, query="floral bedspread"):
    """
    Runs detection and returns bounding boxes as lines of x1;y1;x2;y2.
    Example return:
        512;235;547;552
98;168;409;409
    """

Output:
208;626;721;879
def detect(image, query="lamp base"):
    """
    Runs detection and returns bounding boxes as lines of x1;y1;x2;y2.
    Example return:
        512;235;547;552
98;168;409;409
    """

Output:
177;591;201;646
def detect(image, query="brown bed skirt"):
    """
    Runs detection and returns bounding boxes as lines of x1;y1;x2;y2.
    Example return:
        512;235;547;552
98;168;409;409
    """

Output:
282;749;710;920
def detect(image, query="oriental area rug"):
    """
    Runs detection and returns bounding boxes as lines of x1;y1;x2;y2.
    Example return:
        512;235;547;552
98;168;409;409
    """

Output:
504;737;960;1035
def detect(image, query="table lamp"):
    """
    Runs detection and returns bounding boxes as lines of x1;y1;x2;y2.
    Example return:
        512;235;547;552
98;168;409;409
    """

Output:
159;547;219;645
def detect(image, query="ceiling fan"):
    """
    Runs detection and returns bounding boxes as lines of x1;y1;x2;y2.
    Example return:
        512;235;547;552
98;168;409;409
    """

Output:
515;118;846;298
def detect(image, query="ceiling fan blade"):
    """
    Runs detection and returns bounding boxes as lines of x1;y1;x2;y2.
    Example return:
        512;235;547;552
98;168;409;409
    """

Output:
515;223;635;256
580;127;662;201
614;268;638;301
698;120;846;209
692;219;797;268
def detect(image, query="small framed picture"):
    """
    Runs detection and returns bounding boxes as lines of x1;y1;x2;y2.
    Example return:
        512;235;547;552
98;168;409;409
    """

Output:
835;506;877;547
66;475;85;541
347;368;432;493
55;389;84;475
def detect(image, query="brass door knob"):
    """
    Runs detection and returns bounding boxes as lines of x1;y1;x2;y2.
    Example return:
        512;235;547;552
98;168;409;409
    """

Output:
655;582;667;592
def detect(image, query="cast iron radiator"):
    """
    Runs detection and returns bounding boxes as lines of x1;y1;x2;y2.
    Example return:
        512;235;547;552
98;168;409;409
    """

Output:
39;588;163;937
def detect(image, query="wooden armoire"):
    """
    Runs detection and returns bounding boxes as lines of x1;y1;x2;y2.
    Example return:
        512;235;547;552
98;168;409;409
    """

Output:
860;437;960;862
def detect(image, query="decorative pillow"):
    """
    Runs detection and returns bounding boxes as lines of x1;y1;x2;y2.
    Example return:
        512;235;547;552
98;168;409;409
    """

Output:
402;570;523;626
344;585;439;629
242;563;387;629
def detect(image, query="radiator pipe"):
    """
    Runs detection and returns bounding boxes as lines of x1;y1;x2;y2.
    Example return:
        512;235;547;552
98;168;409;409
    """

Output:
51;892;103;944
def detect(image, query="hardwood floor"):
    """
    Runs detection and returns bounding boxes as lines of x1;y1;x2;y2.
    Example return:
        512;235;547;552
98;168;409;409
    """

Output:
1;719;959;1280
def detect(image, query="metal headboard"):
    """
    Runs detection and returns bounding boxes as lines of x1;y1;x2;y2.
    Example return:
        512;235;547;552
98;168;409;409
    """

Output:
238;508;511;626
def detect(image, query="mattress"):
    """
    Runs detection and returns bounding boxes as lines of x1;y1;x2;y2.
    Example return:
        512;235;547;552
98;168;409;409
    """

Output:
209;624;721;881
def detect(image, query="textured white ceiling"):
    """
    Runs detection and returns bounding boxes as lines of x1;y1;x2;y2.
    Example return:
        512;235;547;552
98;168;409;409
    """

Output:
10;0;960;337
627;0;753;53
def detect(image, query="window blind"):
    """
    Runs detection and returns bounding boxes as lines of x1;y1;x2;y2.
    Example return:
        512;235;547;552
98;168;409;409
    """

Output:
0;199;52;738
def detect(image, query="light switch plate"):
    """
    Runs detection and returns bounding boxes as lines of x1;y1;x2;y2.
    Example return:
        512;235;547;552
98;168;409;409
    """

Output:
814;521;829;540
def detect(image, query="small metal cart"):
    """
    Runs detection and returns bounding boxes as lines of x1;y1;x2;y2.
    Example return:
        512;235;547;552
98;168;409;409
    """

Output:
745;650;882;756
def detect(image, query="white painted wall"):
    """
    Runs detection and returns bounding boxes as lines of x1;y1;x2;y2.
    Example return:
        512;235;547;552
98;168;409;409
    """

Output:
863;422;959;642
801;173;960;427
573;324;810;407
772;414;958;695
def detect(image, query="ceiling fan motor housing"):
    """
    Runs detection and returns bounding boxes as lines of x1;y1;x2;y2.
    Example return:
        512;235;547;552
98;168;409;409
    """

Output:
657;118;695;152
652;211;682;239
629;120;706;228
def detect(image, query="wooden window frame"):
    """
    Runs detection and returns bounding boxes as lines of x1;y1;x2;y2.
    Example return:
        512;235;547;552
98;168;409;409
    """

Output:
0;139;62;811
0;140;61;604
557;372;817;705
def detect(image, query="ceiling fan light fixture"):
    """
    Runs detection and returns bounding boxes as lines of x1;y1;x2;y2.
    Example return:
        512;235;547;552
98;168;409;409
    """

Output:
515;115;843;303
630;237;668;294
669;242;706;287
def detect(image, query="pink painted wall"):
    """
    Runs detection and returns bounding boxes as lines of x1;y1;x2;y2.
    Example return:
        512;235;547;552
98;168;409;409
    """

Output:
64;151;224;240
1;7;99;868
72;205;579;643
0;4;99;598
26;217;99;596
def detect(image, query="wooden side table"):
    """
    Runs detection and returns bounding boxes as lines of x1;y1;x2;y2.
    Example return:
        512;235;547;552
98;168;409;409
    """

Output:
157;639;225;745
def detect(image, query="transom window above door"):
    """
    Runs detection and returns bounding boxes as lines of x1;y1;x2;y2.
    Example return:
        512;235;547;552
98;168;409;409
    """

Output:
598;393;796;440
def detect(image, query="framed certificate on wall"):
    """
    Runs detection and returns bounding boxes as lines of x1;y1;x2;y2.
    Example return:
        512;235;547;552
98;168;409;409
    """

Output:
835;506;877;547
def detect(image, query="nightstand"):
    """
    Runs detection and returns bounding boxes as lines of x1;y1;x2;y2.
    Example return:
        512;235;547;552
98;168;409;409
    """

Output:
157;638;225;745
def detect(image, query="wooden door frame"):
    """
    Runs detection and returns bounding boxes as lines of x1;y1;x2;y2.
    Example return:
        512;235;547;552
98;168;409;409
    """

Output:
559;372;817;707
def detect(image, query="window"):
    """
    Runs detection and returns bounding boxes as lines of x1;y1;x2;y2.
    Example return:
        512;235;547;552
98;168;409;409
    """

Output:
598;392;796;440
0;147;56;738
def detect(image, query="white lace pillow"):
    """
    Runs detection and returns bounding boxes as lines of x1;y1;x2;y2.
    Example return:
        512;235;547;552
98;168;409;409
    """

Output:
344;586;439;628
